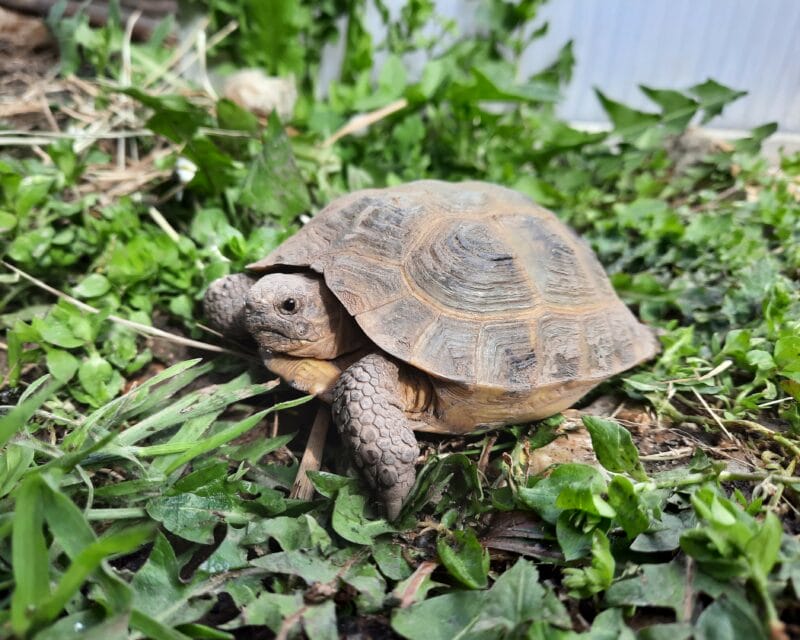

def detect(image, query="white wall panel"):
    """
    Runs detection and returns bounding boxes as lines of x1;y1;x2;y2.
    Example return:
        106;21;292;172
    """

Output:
370;0;800;133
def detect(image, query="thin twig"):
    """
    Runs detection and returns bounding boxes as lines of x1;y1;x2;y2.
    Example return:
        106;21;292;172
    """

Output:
691;387;733;440
147;206;181;243
0;406;80;426
195;28;217;99
397;561;439;608
666;359;733;384
477;433;497;477
2;260;252;359
143;16;209;88
322;99;408;147
289;406;330;501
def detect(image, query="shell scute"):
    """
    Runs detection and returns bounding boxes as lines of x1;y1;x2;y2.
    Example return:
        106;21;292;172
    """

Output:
248;180;657;390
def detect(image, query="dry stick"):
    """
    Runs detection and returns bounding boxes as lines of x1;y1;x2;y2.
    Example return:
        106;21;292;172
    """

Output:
398;561;439;608
322;98;408;148
118;9;141;171
2;260;252;360
673;409;800;459
477;433;498;477
691;386;733;440
143;16;210;88
290;406;330;501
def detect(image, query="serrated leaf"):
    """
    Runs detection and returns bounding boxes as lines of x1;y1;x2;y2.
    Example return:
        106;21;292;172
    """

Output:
640;85;698;132
595;89;660;140
688;79;747;123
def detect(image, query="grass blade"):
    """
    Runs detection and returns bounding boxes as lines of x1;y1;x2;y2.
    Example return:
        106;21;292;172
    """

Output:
34;524;154;625
115;376;279;447
130;609;194;640
163;395;311;475
0;377;60;448
10;474;49;636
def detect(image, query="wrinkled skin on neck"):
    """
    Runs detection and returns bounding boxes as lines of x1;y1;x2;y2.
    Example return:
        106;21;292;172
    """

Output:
244;272;366;359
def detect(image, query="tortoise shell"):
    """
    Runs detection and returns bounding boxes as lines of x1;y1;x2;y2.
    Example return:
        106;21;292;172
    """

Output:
248;180;657;394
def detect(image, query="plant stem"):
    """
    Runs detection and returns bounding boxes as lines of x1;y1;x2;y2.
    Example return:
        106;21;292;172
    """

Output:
87;508;147;520
649;470;800;491
664;403;800;458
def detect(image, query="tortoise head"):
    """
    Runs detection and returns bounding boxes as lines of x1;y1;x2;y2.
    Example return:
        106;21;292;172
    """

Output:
244;272;364;359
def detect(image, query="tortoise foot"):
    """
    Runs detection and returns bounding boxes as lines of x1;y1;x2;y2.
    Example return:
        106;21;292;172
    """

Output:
332;354;419;520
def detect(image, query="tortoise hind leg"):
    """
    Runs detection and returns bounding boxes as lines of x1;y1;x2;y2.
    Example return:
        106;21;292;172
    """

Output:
332;353;421;520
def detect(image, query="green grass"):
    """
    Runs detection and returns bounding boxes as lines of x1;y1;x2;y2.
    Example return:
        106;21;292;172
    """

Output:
1;1;799;638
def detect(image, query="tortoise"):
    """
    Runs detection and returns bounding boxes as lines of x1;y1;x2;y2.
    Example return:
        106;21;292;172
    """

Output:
203;180;659;519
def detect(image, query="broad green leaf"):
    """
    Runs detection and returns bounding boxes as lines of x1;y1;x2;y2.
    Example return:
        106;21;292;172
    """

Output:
240;115;310;224
372;540;412;580
45;348;79;383
391;591;484;640
694;596;767;640
563;530;615;597
608;476;651;539
582;416;648;481
474;559;570;634
72;273;111;298
775;336;800;376
307;471;355;498
436;528;489;589
146;492;249;544
605;561;688;618
555;511;594;561
251;549;339;584
331;483;394;545
300;600;338;640
243;514;331;551
744;511;782;578
216;98;259;133
587;608;637;640
468;61;560;103
518;463;607;524
131;533;215;627
35;317;84;349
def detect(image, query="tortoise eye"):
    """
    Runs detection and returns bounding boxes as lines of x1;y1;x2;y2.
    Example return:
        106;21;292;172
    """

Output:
280;298;298;314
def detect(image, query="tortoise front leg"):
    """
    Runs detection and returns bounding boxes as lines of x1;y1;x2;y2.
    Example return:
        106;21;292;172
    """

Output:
332;354;420;520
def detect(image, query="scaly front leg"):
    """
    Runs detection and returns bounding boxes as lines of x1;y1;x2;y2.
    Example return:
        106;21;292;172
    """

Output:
332;354;421;520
